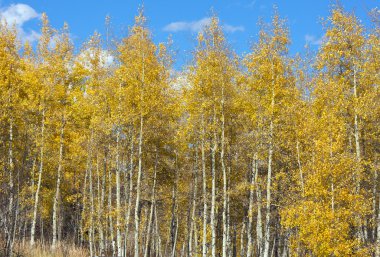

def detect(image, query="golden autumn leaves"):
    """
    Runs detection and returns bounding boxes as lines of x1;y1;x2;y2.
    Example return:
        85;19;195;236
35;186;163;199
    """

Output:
0;5;379;257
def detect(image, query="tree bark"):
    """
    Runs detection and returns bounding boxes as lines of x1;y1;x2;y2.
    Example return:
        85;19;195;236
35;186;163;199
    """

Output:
211;106;217;257
116;129;122;256
125;131;134;256
189;147;198;257
240;220;246;257
7;116;14;254
144;150;158;257
134;35;145;256
256;157;263;257
201;115;208;257
30;108;45;246
52;116;65;249
108;143;115;255
134;111;144;257
170;152;179;257
264;82;275;257
247;158;255;257
221;85;228;257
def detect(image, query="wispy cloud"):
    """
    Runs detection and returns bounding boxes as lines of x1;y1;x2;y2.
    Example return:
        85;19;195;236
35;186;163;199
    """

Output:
0;3;41;42
163;17;244;33
163;18;212;33
223;24;245;33
305;34;323;46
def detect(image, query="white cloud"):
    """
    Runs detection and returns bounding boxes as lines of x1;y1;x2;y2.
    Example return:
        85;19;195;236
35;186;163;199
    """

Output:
223;24;245;33
0;3;41;43
305;34;323;46
163;18;212;33
0;3;38;25
163;17;244;33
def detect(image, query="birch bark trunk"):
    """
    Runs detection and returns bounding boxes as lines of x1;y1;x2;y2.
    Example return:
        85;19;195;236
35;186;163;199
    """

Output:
170;152;179;257
263;79;275;257
108;143;115;255
255;158;263;257
134;35;145;257
189;147;198;257
125;131;134;256
7;117;14;253
87;135;95;257
30;108;45;246
144;150;158;257
201;115;208;257
211;106;217;257
221;85;228;257
52;116;65;249
134;111;144;257
247;158;255;257
116;130;122;256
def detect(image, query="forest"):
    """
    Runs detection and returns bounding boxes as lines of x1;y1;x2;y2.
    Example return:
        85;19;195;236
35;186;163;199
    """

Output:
0;3;379;257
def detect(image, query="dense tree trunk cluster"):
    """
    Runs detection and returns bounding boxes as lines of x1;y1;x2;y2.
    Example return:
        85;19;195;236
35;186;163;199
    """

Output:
0;5;379;257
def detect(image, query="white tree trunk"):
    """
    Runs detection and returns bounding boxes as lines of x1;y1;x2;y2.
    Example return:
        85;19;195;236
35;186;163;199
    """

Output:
135;39;145;257
96;152;105;255
125;131;134;256
107;143;115;255
170;153;179;257
144;151;157;257
211;107;217;257
264;118;273;257
154;203;163;257
7;117;14;249
240;220;246;257
264;80;275;257
171;217;179;257
30;108;45;246
52;117;65;249
100;148;108;253
201;115;208;257
256;158;263;257
116;130;122;256
134;113;144;257
88;136;95;257
247;158;255;257
189;147;198;257
221;86;228;257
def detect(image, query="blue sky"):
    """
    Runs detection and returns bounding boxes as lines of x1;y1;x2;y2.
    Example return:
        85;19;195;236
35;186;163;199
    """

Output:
0;0;378;68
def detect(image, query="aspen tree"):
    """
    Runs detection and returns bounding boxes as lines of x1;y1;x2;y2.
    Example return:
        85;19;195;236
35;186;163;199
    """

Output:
365;21;380;256
282;7;373;256
186;14;237;257
314;7;370;252
0;22;22;256
51;22;74;250
0;4;379;257
243;11;292;257
117;7;173;256
30;13;54;246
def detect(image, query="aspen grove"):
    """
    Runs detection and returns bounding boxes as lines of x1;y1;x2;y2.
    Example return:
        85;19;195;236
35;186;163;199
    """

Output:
0;5;379;257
